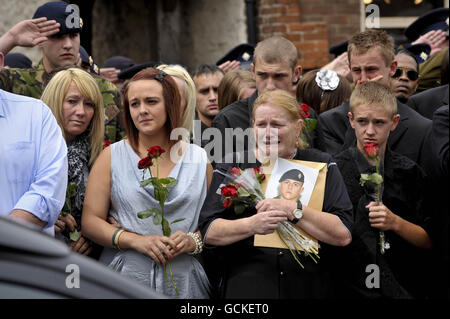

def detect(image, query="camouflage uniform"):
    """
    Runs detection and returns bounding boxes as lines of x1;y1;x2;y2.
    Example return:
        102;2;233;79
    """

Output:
0;60;125;143
417;48;449;93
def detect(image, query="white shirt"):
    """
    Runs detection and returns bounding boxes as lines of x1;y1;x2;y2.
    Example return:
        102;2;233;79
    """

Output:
0;89;67;235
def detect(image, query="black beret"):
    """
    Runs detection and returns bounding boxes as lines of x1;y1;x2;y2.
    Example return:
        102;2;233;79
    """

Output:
4;53;32;69
79;46;99;75
279;169;304;183
33;1;82;35
103;56;136;71
118;62;161;80
216;43;255;70
404;8;449;42
329;40;349;57
402;43;432;64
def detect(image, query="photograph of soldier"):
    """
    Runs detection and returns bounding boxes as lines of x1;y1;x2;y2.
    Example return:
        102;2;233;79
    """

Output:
277;169;305;203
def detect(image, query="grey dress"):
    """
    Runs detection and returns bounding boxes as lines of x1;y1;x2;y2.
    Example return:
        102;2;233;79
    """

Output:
99;140;211;298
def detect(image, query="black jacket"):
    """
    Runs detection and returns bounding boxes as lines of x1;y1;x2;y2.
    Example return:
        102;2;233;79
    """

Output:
198;149;353;298
334;147;433;299
316;100;432;167
407;84;449;120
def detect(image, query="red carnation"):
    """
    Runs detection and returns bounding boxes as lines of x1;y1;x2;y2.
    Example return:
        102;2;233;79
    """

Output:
147;146;165;158
364;143;379;159
138;156;152;169
299;103;310;118
231;167;242;176
104;140;112;148
223;198;233;209
221;184;238;198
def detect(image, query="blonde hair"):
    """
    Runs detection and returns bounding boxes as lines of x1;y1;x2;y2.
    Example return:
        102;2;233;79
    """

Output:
157;64;196;135
218;69;256;110
252;89;307;149
348;29;395;67
254;36;298;70
41;68;105;166
349;82;397;117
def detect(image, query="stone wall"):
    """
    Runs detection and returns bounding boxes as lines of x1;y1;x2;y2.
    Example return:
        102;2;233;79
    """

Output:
0;0;49;65
0;0;248;72
180;0;248;72
91;0;248;72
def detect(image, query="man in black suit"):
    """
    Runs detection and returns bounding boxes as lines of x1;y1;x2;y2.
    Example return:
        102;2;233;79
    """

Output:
316;29;431;166
407;84;449;120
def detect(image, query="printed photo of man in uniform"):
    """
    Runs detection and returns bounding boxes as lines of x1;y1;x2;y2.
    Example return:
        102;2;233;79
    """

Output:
277;169;305;203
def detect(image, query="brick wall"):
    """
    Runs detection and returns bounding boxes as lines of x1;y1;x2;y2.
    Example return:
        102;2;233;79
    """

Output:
258;0;361;70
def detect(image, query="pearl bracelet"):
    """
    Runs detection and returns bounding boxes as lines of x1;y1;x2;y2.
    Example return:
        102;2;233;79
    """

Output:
187;232;203;255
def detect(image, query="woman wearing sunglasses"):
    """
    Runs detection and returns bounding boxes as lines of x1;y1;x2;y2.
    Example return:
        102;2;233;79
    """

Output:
389;50;419;103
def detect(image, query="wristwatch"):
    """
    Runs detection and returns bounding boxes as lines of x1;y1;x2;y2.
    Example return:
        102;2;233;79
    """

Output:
291;201;303;224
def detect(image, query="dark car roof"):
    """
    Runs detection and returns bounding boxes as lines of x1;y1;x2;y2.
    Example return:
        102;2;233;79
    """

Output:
0;217;167;299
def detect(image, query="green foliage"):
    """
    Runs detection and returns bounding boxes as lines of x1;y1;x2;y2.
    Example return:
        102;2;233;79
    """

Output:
69;229;81;242
360;172;383;186
61;182;77;216
137;208;160;219
303;118;317;133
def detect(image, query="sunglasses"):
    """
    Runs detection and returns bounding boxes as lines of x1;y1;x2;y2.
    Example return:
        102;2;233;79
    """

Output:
392;68;419;81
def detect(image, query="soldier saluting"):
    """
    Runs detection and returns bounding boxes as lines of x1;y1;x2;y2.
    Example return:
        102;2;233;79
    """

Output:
0;1;124;144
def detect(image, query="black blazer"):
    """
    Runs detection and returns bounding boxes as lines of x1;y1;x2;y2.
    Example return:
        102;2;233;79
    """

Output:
316;100;432;166
407;84;449;120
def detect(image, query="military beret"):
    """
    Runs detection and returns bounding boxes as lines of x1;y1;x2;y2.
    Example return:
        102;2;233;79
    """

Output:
4;53;32;69
402;43;432;64
118;62;161;80
279;169;305;183
216;43;255;70
404;8;449;42
329;40;349;57
103;56;136;71
79;46;99;75
33;1;82;35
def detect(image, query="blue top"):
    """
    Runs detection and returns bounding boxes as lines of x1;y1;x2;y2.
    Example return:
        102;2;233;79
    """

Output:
99;140;211;298
0;89;68;235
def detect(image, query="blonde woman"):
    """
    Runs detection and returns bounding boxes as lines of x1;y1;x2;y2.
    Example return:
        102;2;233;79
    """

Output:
217;69;256;110
157;64;196;139
199;89;352;298
41;67;105;256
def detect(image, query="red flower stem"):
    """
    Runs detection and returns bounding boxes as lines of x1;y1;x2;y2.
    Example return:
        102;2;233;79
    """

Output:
156;157;160;178
375;157;385;254
167;261;179;296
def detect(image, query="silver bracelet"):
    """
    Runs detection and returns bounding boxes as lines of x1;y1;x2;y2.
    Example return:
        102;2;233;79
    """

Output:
187;232;203;255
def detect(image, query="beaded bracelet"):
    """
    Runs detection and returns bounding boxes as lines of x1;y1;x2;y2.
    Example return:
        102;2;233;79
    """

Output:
187;232;203;255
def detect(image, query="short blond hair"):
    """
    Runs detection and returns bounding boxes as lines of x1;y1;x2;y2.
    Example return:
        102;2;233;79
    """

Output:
254;36;298;70
252;89;307;149
348;29;395;67
349;82;397;117
41;68;105;166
